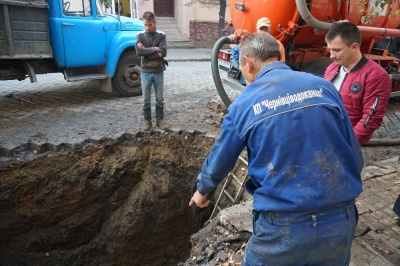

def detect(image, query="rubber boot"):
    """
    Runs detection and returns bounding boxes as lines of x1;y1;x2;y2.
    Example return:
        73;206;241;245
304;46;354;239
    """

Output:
143;108;152;131
156;106;165;129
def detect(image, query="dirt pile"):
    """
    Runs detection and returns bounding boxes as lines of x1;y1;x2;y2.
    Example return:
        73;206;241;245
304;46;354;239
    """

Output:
0;130;216;265
179;201;253;266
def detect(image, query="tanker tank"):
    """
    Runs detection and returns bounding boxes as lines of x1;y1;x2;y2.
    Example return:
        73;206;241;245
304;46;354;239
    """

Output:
212;0;400;107
230;0;400;53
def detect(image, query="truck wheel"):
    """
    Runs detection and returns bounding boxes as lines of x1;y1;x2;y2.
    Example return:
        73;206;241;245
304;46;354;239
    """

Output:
112;52;142;97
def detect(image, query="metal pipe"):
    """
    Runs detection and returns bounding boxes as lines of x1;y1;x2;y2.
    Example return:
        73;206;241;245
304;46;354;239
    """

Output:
358;26;400;37
364;138;400;146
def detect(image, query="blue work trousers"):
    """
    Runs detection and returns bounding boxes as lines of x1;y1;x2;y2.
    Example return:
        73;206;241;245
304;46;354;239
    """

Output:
242;202;356;266
141;72;164;109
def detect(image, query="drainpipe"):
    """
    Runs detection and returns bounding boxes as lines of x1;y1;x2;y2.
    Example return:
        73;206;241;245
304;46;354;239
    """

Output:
135;0;139;18
130;0;134;18
295;0;400;37
111;0;115;15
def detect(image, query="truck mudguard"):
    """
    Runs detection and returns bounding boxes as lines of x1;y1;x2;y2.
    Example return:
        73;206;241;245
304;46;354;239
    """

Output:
106;32;139;77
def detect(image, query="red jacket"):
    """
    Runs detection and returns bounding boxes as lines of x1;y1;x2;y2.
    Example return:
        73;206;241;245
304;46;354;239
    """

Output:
324;56;391;145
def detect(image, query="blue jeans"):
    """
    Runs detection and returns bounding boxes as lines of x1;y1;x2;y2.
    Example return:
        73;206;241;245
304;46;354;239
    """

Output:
141;72;164;109
242;202;356;266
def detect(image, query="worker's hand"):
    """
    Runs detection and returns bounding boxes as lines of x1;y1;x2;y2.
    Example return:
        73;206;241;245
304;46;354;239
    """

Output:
137;42;144;48
189;190;210;208
154;47;160;51
232;29;250;44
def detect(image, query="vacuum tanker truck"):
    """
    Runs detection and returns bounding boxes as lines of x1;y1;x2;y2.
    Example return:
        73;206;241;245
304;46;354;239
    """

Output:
213;0;400;107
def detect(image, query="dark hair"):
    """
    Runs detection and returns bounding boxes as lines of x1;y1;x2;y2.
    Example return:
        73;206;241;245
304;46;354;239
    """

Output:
325;22;361;46
239;32;281;66
142;11;156;21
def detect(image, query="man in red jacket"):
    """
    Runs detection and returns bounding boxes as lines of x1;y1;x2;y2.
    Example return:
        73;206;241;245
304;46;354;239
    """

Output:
324;22;391;145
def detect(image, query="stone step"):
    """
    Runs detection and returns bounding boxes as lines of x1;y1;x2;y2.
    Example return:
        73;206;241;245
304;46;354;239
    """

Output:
166;36;191;41
156;28;184;34
167;42;196;49
156;17;175;21
156;16;195;49
158;31;187;36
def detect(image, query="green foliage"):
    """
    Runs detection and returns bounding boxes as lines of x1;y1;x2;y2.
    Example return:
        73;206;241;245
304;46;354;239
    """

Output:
360;0;399;24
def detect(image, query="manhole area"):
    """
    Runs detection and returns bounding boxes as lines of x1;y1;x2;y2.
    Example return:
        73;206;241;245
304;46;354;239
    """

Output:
0;131;215;265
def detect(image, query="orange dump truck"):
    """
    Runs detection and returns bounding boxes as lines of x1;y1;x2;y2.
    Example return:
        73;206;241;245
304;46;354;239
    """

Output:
213;0;400;107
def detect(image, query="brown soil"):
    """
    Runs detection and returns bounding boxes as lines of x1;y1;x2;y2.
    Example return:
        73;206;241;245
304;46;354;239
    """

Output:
0;131;215;265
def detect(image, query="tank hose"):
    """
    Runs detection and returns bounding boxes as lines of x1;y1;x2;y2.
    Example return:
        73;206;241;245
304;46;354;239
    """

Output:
364;138;400;146
295;0;333;31
211;35;236;108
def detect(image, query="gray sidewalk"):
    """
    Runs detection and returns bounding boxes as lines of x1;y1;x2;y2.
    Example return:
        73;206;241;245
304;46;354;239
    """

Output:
166;48;212;62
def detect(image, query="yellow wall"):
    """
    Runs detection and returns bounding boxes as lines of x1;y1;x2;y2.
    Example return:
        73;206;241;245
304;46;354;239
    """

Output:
115;0;131;16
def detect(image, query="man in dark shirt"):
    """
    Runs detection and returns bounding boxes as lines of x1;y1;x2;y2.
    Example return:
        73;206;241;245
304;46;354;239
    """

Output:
135;11;167;130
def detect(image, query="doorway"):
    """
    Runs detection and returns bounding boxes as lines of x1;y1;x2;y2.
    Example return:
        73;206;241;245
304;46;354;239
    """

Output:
154;0;174;17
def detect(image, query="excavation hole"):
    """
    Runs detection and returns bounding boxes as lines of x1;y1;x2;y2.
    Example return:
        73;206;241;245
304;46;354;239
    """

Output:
0;131;216;265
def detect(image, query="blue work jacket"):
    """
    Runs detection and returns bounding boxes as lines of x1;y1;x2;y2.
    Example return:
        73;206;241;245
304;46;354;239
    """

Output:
197;62;364;212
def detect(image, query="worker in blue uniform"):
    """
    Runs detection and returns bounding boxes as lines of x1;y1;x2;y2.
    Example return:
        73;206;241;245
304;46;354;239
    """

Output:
189;32;364;265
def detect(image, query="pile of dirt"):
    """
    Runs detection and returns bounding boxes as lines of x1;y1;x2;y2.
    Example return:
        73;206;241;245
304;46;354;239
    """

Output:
179;201;253;266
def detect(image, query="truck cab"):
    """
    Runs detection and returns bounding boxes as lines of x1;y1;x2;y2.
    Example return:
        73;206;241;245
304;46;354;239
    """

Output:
0;0;145;96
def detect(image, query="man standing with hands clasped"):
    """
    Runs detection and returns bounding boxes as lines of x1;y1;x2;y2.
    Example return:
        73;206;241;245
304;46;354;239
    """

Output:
324;22;391;144
136;11;167;130
189;32;364;265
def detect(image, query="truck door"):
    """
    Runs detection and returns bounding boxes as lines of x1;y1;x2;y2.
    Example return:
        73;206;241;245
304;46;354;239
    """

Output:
60;0;106;67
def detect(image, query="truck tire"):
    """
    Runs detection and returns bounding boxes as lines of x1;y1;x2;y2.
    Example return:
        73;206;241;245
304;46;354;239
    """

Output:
112;52;142;97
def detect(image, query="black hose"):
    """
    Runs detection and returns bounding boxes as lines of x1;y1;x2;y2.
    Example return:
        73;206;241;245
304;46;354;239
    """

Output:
211;36;235;108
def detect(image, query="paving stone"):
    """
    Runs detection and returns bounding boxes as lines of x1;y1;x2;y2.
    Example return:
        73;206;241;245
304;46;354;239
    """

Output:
362;166;386;180
387;237;400;249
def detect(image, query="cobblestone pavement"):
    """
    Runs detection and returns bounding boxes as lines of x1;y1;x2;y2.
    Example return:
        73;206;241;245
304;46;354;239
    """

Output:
0;51;399;264
0;61;221;150
354;157;400;265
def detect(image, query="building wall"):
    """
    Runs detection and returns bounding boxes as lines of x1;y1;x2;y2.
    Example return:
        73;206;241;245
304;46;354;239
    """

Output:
136;0;232;47
137;0;153;17
176;1;231;36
